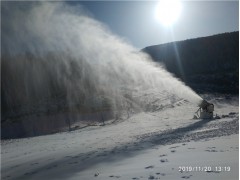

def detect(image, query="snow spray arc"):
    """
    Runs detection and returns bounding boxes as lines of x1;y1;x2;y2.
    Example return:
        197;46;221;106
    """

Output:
2;2;202;120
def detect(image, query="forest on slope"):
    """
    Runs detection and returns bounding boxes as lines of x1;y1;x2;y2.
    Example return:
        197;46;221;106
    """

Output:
143;32;239;94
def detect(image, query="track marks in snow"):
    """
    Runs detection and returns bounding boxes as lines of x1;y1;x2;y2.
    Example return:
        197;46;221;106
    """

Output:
159;154;167;157
145;165;154;169
181;175;193;179
109;175;121;178
160;159;168;163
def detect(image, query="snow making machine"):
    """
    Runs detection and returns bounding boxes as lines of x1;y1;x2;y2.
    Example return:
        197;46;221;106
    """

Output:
195;99;214;119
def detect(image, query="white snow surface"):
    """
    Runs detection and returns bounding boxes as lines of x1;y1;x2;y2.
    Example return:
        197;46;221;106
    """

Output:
1;94;239;180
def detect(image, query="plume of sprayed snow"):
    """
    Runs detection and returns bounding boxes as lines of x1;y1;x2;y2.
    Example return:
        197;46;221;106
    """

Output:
1;2;202;118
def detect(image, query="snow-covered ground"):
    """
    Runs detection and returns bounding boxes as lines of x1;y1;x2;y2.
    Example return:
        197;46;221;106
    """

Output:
1;94;239;180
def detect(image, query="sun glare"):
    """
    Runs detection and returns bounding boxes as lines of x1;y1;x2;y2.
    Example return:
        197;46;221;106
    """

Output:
155;0;182;26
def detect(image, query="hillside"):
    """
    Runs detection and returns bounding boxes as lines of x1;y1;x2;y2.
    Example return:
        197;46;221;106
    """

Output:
142;32;239;94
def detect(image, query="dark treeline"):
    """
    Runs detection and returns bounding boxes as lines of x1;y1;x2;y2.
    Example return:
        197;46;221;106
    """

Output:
143;32;239;94
1;53;115;138
2;53;110;120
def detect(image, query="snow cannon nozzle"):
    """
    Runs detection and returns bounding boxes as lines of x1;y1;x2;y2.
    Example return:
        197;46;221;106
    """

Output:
195;99;214;119
199;99;212;109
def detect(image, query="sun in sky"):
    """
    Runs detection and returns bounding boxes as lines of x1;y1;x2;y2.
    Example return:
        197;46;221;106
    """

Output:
155;0;182;26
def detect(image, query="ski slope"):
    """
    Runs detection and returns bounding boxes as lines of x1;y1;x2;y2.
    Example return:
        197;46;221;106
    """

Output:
1;94;239;180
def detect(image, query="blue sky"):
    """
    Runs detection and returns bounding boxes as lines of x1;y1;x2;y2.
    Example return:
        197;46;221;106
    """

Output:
68;1;239;49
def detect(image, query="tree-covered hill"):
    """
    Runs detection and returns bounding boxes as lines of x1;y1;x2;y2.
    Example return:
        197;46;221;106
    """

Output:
142;32;239;94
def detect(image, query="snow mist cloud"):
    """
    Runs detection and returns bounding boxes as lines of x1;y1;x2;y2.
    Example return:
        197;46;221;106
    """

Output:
2;2;202;119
